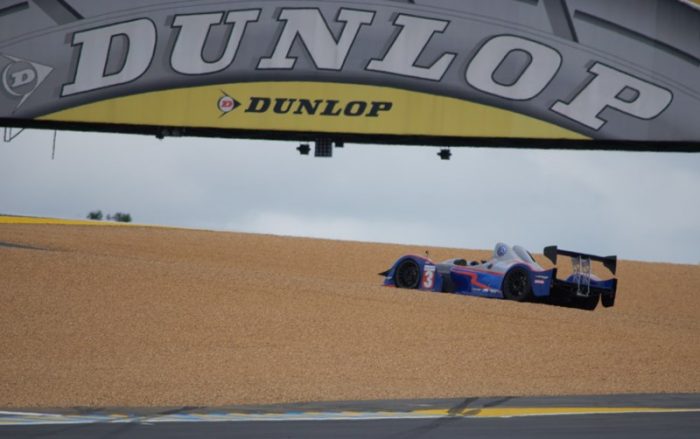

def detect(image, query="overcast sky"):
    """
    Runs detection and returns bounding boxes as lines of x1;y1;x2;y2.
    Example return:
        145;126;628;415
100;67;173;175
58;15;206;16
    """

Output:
0;129;698;264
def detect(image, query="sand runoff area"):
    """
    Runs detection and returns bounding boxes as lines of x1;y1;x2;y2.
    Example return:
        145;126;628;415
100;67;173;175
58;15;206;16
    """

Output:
1;220;699;408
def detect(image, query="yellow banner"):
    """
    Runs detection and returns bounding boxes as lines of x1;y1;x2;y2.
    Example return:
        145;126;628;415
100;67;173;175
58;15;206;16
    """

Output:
43;82;586;140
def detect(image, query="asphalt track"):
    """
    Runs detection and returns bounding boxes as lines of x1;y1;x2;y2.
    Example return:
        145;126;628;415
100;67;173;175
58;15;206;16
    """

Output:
2;394;699;438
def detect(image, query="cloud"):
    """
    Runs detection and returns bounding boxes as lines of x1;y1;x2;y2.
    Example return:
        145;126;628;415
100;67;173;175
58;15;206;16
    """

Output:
0;130;698;264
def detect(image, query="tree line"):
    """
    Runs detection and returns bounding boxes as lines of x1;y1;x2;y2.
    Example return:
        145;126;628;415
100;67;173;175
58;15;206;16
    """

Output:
87;210;132;223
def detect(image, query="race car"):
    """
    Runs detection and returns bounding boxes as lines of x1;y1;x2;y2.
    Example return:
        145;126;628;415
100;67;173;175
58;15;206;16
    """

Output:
379;243;617;310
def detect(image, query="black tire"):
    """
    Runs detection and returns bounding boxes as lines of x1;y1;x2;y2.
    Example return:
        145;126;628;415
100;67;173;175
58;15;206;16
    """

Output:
502;267;532;302
576;294;599;311
394;259;421;289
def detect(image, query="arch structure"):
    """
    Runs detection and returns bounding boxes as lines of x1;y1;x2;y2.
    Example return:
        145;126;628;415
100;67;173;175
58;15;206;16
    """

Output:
0;0;698;151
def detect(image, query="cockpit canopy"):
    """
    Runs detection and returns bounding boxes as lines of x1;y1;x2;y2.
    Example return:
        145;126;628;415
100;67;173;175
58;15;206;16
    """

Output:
493;243;537;264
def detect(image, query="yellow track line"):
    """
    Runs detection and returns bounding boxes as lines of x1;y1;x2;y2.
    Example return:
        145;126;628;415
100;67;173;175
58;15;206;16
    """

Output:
410;406;700;418
2;407;700;426
0;215;128;226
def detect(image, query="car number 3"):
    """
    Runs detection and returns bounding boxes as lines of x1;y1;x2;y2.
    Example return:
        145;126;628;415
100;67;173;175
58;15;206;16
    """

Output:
422;270;435;289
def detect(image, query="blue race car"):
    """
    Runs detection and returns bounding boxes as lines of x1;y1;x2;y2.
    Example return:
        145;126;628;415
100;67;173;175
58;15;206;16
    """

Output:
380;243;617;310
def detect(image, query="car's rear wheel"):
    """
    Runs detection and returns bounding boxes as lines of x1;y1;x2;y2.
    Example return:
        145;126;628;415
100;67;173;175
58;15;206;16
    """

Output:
502;267;532;302
395;259;421;289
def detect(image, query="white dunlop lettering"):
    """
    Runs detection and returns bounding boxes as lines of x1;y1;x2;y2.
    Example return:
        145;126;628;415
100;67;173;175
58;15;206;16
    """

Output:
466;35;561;100
171;10;260;75
54;7;675;135
258;8;374;70
62;19;156;96
366;14;455;81
551;63;673;130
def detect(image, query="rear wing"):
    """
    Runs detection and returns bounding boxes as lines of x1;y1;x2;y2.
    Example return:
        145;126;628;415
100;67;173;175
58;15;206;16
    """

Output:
543;246;617;275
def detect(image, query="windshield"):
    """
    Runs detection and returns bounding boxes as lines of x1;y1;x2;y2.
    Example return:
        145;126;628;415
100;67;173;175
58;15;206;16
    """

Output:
513;245;536;263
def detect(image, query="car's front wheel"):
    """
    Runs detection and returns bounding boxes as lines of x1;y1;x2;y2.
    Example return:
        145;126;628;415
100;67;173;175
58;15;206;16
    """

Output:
502;267;532;302
395;259;421;289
